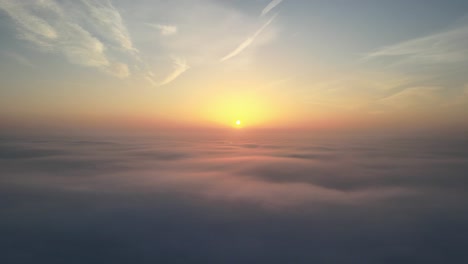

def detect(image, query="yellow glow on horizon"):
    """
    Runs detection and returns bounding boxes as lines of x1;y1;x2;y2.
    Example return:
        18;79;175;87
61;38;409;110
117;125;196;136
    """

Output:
184;80;303;129
200;92;277;128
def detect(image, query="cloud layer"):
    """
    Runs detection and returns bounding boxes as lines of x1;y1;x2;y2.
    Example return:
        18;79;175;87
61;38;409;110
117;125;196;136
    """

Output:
1;131;468;263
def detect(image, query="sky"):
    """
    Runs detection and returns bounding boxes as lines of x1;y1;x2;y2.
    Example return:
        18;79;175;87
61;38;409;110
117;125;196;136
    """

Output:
2;2;468;263
1;0;468;131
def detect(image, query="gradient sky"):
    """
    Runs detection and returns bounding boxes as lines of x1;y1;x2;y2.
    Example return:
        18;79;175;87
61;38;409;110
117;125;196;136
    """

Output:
1;0;468;131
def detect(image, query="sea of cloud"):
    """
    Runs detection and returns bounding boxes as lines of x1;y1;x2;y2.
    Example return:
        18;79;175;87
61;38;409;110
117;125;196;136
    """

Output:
1;131;468;263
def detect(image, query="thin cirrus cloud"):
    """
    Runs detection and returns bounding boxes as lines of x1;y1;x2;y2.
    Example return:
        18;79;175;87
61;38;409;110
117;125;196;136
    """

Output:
0;0;185;84
158;57;190;86
357;21;468;112
261;0;283;17
2;51;34;67
0;0;285;85
0;0;132;78
220;0;282;62
220;15;277;62
145;23;178;36
80;0;136;52
378;86;444;110
143;57;189;87
363;23;468;64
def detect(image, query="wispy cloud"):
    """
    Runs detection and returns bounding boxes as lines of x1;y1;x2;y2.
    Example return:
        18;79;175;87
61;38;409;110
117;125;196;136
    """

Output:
0;0;191;82
378;86;444;110
80;0;136;52
146;23;178;36
363;24;468;64
261;0;283;17
358;22;468;112
0;0;133;78
158;57;190;86
220;15;277;62
0;0;59;43
2;51;34;67
107;62;130;79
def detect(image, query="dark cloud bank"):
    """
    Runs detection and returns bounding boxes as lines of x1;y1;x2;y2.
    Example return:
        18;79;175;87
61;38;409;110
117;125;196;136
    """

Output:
1;131;468;263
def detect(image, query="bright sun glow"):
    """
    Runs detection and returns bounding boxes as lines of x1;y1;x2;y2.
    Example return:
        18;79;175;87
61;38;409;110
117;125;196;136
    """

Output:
236;120;241;126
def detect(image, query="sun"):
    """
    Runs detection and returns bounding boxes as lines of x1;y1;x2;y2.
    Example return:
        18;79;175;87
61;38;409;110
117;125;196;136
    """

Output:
236;120;241;126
